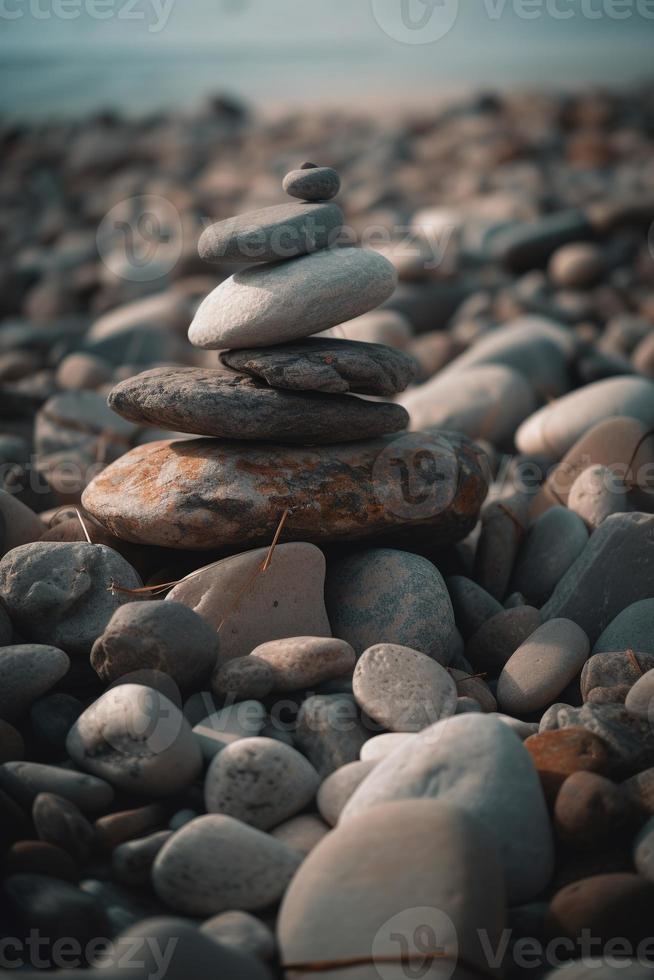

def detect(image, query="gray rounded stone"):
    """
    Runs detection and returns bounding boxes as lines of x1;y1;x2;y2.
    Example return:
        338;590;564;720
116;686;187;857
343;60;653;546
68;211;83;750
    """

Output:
283;165;340;202
192;701;267;759
325;548;456;664
581;651;654;704
466;605;542;676
112;830;173;887
353;643;458;732
188;246;397;349
594;599;654;657
516;376;654;458
250;636;356;692
220;338;417;396
0;542;142;657
66;684;203;796
0;645;70;722
108;367;408;443
278;799;507;978
568;464;629;530
198;201;343;264
359;732;412;761
32;792;96;861
152;814;302;915
497;619;590;715
211;657;275;702
447;575;503;640
316;759;377;826
201;910;276;962
204;736;320;830
91;600;219;691
294;694;370;778
511;507;589;607
270;813;329;857
625;671;654;722
0;761;114;812
342;713;554;903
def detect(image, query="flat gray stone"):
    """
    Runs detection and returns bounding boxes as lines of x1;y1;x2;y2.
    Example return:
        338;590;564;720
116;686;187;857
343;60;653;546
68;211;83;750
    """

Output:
220;338;417;396
0;645;70;723
108;367;408;443
0;761;113;812
91;599;220;691
352;643;457;732
32;792;95;862
0;542;142;657
342;713;554;903
447;575;504;640
282;165;340;202
66;684;203;796
295;694;370;778
250;636;355;692
326;548;456;663
188;246;397;349
198;201;343;264
593;599;654;656
278;799;507;976
516;376;654;458
152;813;302;915
204;736;320;830
541;513;654;644
511;506;589;607
497;619;590;715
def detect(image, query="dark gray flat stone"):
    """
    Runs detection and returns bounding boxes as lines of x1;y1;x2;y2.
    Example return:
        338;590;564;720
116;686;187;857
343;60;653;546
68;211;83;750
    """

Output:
220;337;417;396
198;201;343;264
108;367;409;443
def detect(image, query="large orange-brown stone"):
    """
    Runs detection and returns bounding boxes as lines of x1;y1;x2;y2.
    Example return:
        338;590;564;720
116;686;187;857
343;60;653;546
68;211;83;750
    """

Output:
81;431;489;551
525;727;611;803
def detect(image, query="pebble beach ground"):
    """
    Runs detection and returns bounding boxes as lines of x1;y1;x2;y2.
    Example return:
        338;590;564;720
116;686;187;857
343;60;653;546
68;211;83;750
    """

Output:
2;85;654;979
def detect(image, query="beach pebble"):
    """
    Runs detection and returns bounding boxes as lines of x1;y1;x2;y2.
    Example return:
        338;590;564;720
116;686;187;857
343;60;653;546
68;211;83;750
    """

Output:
317;759;377;826
32;792;95;861
447;575;503;640
400;362;536;447
547;873;654;945
326;548;455;663
55;351;112;391
283;165;340;201
94;803;167;850
524;728;611;801
211;657;275;702
625;671;654;721
168;543;331;662
539;702;654;778
198;201;343;264
5;841;78;883
0;489;45;557
466;605;541;675
66;684;203;796
0;761;114;812
108;367;408;443
294;694;370;777
0;645;70;722
0;720;25;763
152;814;302;916
451;668;497;712
90;599;219;690
112;830;172;887
249;636;356;691
492;208;593;272
581;651;654;704
548;242;605;288
497;619;590;715
541;513;654;644
516;376;654;458
204;737;320;830
278;799;507;976
270;813;330;857
568;464;629;530
342;713;553;902
594;599;654;657
473;493;529;600
0;542;142;656
4;873;109;956
188;246;397;349
192;701;267;759
634;816;654;881
201;910;276;962
352;643;457;732
82;432;487;551
554;771;630;848
359;731;412;761
221;338;416;396
510;507;589;606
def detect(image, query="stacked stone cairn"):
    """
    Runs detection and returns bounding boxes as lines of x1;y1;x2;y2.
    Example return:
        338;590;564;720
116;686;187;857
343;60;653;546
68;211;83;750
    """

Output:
83;164;488;551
